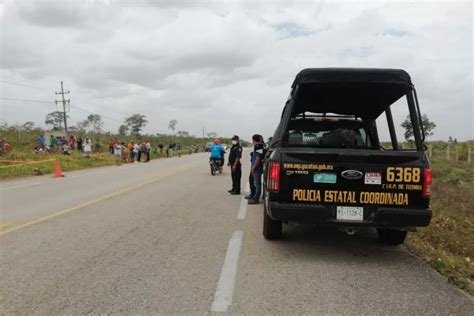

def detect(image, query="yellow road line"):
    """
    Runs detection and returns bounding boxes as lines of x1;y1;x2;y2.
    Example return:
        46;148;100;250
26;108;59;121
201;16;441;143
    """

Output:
0;159;56;169
0;164;197;238
0;221;13;229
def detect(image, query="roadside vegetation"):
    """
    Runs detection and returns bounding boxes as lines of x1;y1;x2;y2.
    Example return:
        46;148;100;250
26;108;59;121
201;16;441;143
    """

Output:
406;147;474;295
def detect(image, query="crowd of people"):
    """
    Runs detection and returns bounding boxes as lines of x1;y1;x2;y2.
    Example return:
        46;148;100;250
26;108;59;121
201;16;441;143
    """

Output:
108;139;197;165
29;134;203;167
35;134;94;156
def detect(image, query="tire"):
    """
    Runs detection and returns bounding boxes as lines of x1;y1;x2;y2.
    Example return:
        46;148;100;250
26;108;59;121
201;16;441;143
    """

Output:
211;165;215;176
377;228;407;246
263;191;282;240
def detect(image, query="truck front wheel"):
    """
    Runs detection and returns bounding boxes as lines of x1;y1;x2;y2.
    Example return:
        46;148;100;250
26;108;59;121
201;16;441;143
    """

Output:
377;228;407;246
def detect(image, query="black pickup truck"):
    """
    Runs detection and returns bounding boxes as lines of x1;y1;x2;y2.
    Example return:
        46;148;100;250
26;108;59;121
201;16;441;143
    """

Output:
263;68;432;245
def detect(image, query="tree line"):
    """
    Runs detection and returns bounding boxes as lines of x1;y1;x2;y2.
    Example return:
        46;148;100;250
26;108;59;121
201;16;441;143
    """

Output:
43;111;197;138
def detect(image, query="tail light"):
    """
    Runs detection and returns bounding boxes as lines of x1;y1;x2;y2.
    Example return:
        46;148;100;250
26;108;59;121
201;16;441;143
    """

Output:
422;168;432;198
267;162;281;192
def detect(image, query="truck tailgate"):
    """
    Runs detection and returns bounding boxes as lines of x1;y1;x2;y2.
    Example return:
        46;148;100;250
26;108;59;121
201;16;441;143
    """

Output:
276;149;429;210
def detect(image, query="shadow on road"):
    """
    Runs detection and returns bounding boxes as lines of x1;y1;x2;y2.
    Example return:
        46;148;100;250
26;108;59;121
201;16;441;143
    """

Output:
267;223;408;265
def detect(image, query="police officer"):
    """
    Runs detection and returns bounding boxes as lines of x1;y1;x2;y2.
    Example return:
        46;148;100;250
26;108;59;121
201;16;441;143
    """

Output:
248;134;265;204
228;135;243;195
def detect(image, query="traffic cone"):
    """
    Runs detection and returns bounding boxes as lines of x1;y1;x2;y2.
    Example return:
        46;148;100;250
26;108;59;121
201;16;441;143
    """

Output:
54;157;64;177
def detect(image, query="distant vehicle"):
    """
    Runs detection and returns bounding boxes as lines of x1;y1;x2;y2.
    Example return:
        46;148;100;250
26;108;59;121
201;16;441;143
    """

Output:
263;68;432;245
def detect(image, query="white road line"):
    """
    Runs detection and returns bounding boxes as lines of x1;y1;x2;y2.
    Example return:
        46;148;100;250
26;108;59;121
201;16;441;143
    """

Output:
211;230;243;313
69;171;105;178
0;182;42;191
237;182;250;220
237;197;247;220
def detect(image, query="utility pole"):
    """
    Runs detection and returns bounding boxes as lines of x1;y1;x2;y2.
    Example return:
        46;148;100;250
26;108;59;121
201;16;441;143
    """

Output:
202;126;206;151
55;81;70;136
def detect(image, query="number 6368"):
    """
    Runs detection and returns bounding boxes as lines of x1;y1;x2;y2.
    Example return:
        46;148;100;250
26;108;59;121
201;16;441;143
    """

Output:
386;167;420;183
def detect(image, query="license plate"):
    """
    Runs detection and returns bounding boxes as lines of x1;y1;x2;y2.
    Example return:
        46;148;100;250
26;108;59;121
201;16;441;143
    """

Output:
336;206;363;221
313;173;337;184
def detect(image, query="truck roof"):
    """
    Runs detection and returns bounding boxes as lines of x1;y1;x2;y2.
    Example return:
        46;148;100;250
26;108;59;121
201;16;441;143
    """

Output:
291;68;412;87
290;68;413;120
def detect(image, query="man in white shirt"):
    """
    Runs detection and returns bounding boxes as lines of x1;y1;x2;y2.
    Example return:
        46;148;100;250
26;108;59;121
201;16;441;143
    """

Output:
133;143;140;163
145;141;151;162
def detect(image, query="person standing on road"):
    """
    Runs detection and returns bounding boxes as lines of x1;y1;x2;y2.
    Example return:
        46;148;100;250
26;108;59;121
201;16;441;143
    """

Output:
168;143;174;157
108;139;115;155
95;140;102;153
114;142;122;165
135;142;141;162
158;143;164;157
176;142;181;158
49;135;57;152
83;137;92;158
145;140;151;162
245;150;256;200
77;137;83;152
248;134;265;204
228;135;243;195
68;135;76;151
133;142;140;163
38;134;46;148
128;141;134;162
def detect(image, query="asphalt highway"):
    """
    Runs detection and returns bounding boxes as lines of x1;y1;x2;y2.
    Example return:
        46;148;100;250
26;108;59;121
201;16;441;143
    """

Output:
0;151;472;315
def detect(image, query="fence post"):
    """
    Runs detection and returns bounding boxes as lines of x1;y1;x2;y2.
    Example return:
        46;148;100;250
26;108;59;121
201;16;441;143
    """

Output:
447;145;450;160
468;148;472;163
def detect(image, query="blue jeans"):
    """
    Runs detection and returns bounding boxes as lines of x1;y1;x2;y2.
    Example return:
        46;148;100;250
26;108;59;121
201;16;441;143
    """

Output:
253;169;262;200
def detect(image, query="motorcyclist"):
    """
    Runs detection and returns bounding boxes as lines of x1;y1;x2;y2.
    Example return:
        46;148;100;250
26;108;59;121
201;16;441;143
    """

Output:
209;138;225;173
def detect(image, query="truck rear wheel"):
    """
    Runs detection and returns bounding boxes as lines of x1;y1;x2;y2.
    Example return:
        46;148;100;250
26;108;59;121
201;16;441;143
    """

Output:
377;229;407;245
263;193;282;240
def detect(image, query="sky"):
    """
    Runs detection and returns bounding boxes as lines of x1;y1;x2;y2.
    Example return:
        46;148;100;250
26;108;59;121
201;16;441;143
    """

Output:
0;0;472;141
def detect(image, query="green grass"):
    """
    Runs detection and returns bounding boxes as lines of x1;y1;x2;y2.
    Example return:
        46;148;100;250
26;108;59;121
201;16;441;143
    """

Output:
406;158;474;295
0;149;192;178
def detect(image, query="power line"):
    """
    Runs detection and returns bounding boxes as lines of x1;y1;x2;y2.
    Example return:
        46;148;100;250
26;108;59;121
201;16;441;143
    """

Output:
0;97;53;104
0;74;60;86
0;80;54;91
69;104;123;124
0;96;123;124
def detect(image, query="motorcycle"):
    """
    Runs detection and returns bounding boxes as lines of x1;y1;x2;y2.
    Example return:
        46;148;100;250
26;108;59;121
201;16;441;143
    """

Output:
210;158;222;176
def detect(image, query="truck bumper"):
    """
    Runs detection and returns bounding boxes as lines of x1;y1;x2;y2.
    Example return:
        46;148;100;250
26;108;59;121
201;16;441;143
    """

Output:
268;202;432;227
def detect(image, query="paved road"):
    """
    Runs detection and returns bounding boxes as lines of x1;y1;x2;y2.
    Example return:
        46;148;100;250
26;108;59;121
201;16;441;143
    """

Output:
0;152;472;315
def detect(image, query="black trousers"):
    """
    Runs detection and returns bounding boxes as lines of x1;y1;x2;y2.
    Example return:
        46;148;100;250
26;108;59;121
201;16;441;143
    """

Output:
231;163;242;193
249;173;256;196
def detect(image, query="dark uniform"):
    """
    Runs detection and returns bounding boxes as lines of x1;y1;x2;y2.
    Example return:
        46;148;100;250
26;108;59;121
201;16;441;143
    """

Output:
250;142;265;201
246;151;256;199
228;137;243;194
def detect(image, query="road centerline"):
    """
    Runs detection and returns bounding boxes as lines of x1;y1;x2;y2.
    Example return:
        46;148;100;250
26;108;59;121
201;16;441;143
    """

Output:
0;164;197;237
0;182;42;191
69;171;105;178
211;230;244;313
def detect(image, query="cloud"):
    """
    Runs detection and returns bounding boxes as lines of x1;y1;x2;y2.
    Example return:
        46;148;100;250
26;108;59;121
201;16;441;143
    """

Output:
0;0;472;141
274;22;317;38
383;29;410;37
